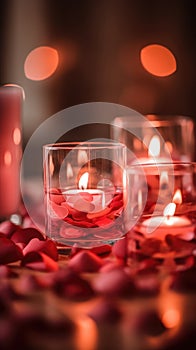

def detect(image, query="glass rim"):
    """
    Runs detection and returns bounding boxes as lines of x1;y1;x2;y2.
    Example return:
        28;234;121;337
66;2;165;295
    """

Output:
112;114;194;128
43;141;127;150
127;161;196;170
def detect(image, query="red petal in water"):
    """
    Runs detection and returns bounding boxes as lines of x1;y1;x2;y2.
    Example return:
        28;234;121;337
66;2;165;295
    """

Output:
50;202;69;219
79;192;93;202
87;207;111;220
50;193;65;204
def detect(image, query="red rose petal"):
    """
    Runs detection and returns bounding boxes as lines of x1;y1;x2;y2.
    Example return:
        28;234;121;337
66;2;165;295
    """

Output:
95;217;113;227
87;207;111;220
166;234;196;256
11;227;45;245
50;202;69;219
21;252;59;272
53;268;94;301
112;236;128;260
23;238;58;261
50;193;65;204
88;299;122;323
73;199;95;213
140;238;163;256
93;269;135;297
0;221;19;238
0;236;23;264
68;251;104;273
79;192;93;202
60;226;84;238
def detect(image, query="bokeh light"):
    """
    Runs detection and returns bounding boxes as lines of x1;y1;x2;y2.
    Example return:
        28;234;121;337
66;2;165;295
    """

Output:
24;46;59;81
161;308;181;329
140;44;177;77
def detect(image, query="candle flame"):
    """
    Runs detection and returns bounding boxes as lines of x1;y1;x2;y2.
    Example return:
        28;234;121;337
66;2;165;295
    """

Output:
79;172;89;190
67;163;74;179
163;202;176;217
172;189;182;204
148;135;160;157
49;156;54;175
78;150;88;165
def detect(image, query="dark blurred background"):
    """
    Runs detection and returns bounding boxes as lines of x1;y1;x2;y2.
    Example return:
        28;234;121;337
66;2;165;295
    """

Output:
0;0;196;145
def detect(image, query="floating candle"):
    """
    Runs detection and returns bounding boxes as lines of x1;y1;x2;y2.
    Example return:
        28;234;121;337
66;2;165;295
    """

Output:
136;201;193;240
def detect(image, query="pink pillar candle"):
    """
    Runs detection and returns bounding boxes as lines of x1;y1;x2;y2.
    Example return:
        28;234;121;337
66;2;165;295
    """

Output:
0;85;22;218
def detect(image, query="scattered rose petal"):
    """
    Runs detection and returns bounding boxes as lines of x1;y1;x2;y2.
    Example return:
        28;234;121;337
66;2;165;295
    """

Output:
11;227;45;245
0;265;18;278
134;275;160;296
53;268;94;301
93;269;135;297
0;221;19;238
0;236;23;264
129;310;166;336
21;252;59;272
169;267;196;292
166;234;196;256
112;236;128;260
23;238;58;261
140;238;163;256
68;250;104;273
88;298;122;323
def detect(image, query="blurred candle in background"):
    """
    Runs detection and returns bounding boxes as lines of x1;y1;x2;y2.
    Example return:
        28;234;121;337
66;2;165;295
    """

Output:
0;85;23;220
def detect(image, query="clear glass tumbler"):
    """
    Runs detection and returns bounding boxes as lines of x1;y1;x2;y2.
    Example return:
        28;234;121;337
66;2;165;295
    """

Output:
43;142;127;248
111;115;195;164
125;162;196;270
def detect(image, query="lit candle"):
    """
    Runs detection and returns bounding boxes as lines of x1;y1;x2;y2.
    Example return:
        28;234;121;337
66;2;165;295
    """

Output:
63;172;106;213
136;193;193;240
0;85;22;219
133;135;170;165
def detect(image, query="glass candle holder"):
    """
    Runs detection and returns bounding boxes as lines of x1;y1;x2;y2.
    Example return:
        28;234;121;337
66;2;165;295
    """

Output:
43;142;127;248
111;115;195;164
125;162;196;268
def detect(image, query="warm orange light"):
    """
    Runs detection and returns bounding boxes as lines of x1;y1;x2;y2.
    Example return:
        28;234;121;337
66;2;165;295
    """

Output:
140;44;177;77
75;317;97;350
79;172;89;190
148;135;160;157
24;46;59;81
161;309;181;329
13;128;21;145
172;189;182;204
4;151;12;166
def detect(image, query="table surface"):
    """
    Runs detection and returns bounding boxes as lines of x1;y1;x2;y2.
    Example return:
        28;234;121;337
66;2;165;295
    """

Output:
1;246;196;350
